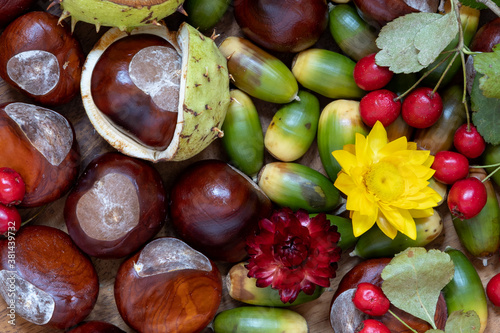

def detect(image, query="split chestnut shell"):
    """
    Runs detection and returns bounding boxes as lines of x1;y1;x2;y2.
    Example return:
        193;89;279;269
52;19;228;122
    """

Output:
81;23;230;162
53;0;186;31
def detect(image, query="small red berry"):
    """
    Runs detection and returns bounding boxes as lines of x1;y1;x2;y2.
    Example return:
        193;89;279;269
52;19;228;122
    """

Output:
432;151;470;185
402;87;443;128
359;89;401;127
0;203;22;235
0;167;26;206
447;177;487;220
358;319;391;333
352;282;390;316
453;124;486;159
353;53;394;91
486;273;500;307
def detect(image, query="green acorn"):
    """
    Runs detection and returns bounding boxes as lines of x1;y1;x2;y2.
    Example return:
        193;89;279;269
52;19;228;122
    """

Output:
291;48;364;99
265;90;320;162
221;89;264;177
219;36;299;104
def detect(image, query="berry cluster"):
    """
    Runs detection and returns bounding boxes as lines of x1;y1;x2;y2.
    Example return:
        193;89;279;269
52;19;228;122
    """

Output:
0;167;25;235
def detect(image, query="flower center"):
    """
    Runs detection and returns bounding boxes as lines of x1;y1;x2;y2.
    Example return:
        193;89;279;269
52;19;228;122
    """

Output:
274;236;308;268
365;161;404;202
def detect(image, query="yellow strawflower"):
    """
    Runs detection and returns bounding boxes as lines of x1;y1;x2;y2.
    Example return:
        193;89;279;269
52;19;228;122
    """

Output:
332;121;442;240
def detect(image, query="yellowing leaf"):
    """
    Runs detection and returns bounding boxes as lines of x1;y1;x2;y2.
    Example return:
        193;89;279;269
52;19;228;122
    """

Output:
414;11;459;66
381;247;455;329
445;310;481;332
471;73;500;145
473;44;500;99
376;13;440;73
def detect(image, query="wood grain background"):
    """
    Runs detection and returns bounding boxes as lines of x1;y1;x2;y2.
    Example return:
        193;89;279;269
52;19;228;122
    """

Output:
1;2;499;332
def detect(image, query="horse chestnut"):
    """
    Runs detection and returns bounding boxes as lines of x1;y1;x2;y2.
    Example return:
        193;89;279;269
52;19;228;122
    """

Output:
114;237;222;333
67;321;126;333
170;159;273;262
0;11;84;105
234;0;329;53
0;102;80;207
64;152;167;259
0;0;36;27
0;225;99;329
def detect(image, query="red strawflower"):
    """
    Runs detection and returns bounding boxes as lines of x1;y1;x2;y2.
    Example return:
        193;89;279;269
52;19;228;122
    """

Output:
245;208;342;304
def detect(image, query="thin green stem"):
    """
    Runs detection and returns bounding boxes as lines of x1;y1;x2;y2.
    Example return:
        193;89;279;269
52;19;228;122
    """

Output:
388;310;420;333
471;162;500;168
432;51;459;94
482;165;500;183
462;48;482;56
459;49;471;128
394;52;454;101
453;0;465;51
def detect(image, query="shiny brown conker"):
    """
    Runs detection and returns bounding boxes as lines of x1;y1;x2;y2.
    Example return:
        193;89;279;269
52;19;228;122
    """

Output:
90;34;180;149
0;225;99;329
352;0;438;28
0;102;80;208
470;17;500;52
331;258;447;332
170;159;273;263
0;11;84;105
66;321;126;333
234;0;329;53
114;237;222;333
64;152;167;259
0;0;37;27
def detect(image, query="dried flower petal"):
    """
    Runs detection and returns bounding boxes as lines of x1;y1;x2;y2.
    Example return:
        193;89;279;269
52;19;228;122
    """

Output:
246;208;341;304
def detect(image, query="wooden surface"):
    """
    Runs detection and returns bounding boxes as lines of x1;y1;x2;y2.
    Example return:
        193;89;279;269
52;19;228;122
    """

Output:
1;2;500;332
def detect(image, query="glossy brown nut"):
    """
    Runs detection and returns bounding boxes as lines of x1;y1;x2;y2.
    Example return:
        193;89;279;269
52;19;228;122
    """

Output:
64;152;167;259
0;225;99;329
0;0;36;27
0;11;84;105
170;159;273;263
90;34;178;149
352;0;438;28
0;102;80;208
67;321;126;333
233;0;329;53
470;17;500;52
331;258;447;332
114;237;222;333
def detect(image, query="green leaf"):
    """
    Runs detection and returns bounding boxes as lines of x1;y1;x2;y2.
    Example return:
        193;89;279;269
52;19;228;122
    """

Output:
381;247;455;329
414;11;459;67
473;44;500;99
426;330;445;333
471;73;500;145
445;310;481;332
376;13;441;73
459;0;500;9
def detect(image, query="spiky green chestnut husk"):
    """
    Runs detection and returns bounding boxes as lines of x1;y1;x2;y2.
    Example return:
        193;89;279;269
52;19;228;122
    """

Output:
52;0;185;31
81;23;230;162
